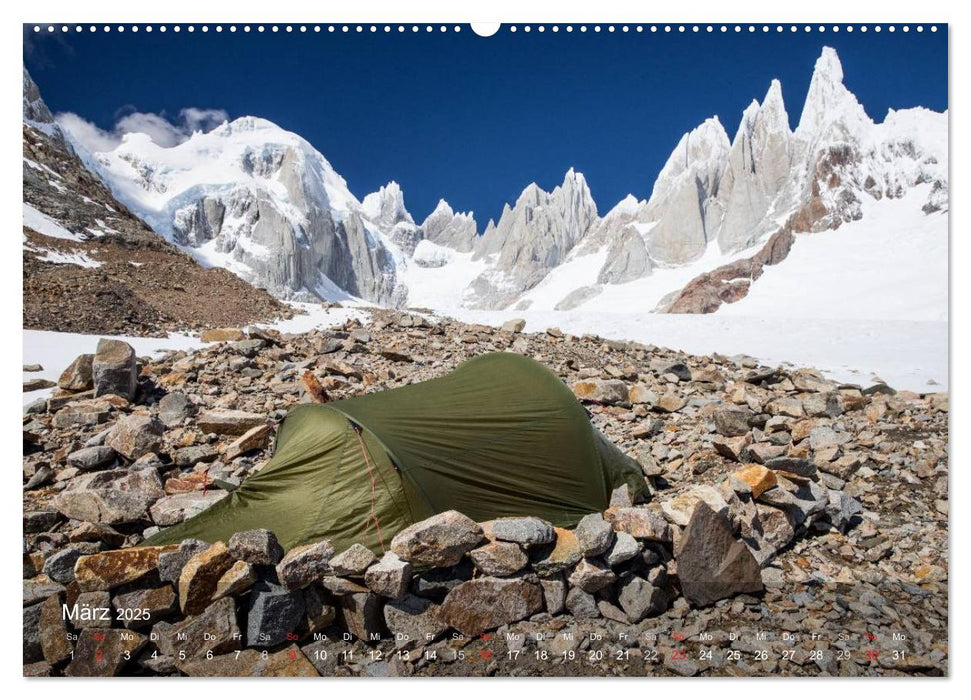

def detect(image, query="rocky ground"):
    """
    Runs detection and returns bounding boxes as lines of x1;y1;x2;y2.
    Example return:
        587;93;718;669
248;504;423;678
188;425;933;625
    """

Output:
22;309;948;676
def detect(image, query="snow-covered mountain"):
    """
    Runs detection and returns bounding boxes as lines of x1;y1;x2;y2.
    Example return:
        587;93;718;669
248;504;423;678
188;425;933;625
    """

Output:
50;46;947;316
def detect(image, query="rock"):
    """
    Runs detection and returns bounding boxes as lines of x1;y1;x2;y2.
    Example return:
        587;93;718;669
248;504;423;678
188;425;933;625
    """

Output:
809;426;841;451
55;468;164;525
39;594;74;664
51;398;113;429
150;492;227;526
390;510;483;567
611;507;671;541
42;546;83;584
246;579;306;647
68;592;111;629
411;559;474;598
501;318;526;333
567;558;616;593
337;591;386;640
826;490;863;532
764;456;817;477
158;538;210;583
214;560;257;600
227;528;284;565
201;328;246;342
23;377;55;391
179;542;237;614
197;409;269;436
65;628;146;677
112;586;177;629
676;502;763;607
766;397;804;418
24;510;61;534
661;486;729;527
490;516;555;545
172;444;219;468
155;596;240;661
605;531;641;566
571;379;629;406
66;445;117;470
574;513;614;556
330;543;377;576
92;339;138;400
803;391;844;418
58;353;93;391
23;601;43;663
713;405;753;436
531;527;582;575
276;539;335;590
23;363;43;372
655;392;686;413
24;577;65;607
383;594;448;648
730;464;777;498
540;578;567;615
365;552;412;599
439;577;543;636
758;475;829;525
158;391;194;427
469;541;528;576
745;504;796;566
628;383;658;405
105;415;164;460
74;545;177;592
618;575;668;622
224;423;273;459
712;434;752;462
303;584;337;633
564;587;600;619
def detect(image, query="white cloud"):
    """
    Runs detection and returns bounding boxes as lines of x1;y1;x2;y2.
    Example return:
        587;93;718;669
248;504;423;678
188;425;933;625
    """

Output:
55;106;229;154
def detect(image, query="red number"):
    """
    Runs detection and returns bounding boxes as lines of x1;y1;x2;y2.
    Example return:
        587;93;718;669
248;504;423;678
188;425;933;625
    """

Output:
479;649;493;661
670;649;687;661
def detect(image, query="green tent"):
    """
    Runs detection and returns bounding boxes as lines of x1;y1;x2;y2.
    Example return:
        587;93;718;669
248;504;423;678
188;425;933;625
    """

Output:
145;352;645;553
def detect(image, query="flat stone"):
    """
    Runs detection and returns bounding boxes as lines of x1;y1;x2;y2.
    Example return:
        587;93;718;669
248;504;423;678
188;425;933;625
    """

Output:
571;379;629;406
42;546;83;584
439;577;543;636
158;391;194;427
227;528;284;565
660;486;729;527
105;414;164;460
39;593;74;664
150;492;227;526
713;405;753;436
65;628;146;677
470;541;528;576
158;539;210;583
92;339;138;400
712;434;751;462
676;502;763;607
618;575;668;622
540;578;566;615
365;552;412;599
276;539;335;590
574;513;614;556
246;579;305;647
172;444;219;468
330;543;377;576
731;464;777;498
154;596;240;662
58;353;94;391
201;328;247;343
564;587;600;619
75;545;177;592
179;542;237;614
531;527;583;575
224;423;273;460
390;510;483;567
611;507;672;541
655;392;686;413
764;456;817;478
112;586;177;629
197;409;269;436
55;468;164;525
490;516;555;545
66;445;117;471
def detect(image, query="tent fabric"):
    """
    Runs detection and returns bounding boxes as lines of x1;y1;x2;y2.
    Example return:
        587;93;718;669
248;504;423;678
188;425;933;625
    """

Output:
145;353;645;553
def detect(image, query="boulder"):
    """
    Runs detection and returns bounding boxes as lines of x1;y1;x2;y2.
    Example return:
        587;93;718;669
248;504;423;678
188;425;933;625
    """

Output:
605;531;641;567
365;552;412;599
713;405;753;436
158;391;194;427
58;353;93;391
201;328;246;343
179;542;237;614
158;539;210;583
571;379;629;406
105;415;164;460
150;492;227;526
112;586;177;629
660;486;729;527
92;339;138;400
66;445;117;471
154;596;240;662
730;464;777;498
531;527;582;575
567;558;616;593
611;507;671;541
501;318;526;333
564;587;600;619
197;409;269;436
227;529;284;565
337;591;386;640
390;510;483;567
490;516;555;545
383;594;448;649
246;579;306;647
574;513;614;556
676;502;763;607
39;594;74;664
65;628;146;677
439;577;543;636
224;424;273;459
540;578;566;615
618;574;668;622
214;560;258;600
276;539;335;590
330;543;378;576
42;546;83;584
469;541;528;576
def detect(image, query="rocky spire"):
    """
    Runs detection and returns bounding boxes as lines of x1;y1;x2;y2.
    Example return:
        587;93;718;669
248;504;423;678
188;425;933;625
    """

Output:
795;47;871;143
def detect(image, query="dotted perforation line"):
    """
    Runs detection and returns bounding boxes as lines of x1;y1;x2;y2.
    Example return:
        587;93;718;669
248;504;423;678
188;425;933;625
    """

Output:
31;24;939;34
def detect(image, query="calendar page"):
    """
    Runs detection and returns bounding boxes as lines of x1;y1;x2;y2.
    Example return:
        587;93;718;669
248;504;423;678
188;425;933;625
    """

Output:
21;18;948;679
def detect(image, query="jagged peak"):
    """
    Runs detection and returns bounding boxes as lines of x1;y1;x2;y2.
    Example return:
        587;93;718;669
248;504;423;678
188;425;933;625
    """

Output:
422;198;475;227
796;46;871;140
362;180;414;225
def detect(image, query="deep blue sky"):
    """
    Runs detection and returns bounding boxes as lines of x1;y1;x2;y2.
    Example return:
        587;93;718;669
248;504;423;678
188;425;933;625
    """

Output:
24;24;947;226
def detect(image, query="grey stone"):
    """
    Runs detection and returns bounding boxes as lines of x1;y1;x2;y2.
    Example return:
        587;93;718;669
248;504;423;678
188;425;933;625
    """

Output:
567;557;616;593
364;552;412;599
246;579;305;647
92;338;138;400
390;510;483;567
564;587;600;619
276;539;335;590
490;516;555;545
227;529;284;566
617;575;668;622
158;392;194;427
54;468;164;524
713;405;753;436
105;415;164;461
540;578;566;615
330;543;377;576
605;531;641;567
150;492;227;526
42;546;83;584
574;513;614;556
66;445;116;471
383;593;448;649
158;539;210;583
439;577;543;636
469;541;528;576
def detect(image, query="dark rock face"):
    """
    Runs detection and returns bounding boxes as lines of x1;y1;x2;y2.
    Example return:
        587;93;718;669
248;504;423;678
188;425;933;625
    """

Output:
92;339;138;400
246;579;306;647
676;502;763;607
